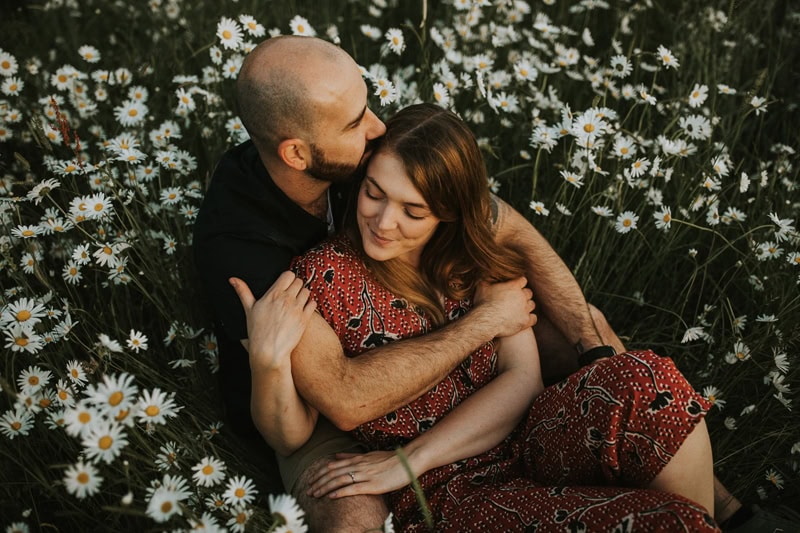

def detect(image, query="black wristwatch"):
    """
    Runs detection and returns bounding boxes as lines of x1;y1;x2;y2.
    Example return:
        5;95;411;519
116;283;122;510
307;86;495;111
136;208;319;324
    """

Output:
577;345;617;367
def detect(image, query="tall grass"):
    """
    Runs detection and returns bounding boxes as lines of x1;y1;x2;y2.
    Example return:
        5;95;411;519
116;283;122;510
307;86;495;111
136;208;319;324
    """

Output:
1;0;797;530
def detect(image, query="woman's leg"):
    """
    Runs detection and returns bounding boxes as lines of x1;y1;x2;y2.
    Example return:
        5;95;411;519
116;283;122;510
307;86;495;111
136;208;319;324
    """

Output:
649;417;714;514
518;350;715;511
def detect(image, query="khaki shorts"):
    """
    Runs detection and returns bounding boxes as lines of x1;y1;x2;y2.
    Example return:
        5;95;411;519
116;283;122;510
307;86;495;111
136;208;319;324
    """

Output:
276;416;366;494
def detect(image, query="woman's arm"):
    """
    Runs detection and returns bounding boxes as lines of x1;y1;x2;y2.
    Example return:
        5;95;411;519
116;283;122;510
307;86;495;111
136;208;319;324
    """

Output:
230;273;319;456
307;326;543;498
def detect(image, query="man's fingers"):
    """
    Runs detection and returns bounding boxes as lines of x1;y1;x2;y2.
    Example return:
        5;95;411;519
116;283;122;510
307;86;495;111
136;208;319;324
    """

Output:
228;277;255;310
269;271;299;293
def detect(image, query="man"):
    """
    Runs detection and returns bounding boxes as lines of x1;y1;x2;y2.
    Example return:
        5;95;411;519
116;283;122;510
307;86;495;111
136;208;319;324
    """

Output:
195;36;760;532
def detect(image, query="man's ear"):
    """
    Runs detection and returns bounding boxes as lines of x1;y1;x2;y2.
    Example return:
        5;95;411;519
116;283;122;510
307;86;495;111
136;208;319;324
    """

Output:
277;138;310;171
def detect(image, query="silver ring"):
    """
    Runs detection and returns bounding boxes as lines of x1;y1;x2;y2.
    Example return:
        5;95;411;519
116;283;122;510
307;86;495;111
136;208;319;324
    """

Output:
348;471;356;484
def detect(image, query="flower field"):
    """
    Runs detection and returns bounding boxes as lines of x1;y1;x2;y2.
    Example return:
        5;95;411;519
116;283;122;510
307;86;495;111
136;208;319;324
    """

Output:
1;0;798;530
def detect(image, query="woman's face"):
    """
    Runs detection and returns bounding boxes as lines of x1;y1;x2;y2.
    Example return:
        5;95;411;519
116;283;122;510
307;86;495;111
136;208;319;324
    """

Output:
357;150;440;268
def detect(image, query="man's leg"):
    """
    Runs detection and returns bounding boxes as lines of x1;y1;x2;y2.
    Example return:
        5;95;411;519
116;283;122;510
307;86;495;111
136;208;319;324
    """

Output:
534;303;624;384
293;456;389;532
278;417;390;532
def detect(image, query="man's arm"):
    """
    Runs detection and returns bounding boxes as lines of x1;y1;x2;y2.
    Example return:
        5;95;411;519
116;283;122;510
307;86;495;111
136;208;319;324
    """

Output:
291;277;536;431
490;194;605;352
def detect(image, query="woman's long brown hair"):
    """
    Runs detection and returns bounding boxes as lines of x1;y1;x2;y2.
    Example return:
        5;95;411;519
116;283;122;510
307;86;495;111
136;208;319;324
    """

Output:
347;103;526;326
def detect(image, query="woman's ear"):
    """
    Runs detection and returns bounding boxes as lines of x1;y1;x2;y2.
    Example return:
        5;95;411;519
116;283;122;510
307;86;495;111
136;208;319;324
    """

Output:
277;138;310;171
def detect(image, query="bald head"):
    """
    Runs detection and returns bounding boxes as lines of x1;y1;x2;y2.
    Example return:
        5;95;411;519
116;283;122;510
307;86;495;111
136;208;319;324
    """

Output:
236;36;356;153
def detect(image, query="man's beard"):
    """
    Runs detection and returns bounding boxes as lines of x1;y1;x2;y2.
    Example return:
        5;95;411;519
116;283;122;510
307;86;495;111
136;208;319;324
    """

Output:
307;141;374;184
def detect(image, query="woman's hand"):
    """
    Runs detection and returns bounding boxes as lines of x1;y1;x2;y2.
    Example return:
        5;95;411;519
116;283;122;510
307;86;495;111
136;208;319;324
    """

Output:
230;272;317;370
307;450;413;499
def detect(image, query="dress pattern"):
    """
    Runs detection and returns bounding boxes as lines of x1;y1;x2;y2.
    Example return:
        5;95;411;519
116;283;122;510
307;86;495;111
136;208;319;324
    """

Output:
292;237;719;532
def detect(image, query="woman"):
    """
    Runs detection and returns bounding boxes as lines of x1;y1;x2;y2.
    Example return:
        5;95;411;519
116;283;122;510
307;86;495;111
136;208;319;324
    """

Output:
258;104;718;531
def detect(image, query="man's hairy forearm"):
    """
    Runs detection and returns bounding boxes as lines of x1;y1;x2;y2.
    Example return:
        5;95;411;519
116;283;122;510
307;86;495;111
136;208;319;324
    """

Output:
492;195;603;349
292;309;499;431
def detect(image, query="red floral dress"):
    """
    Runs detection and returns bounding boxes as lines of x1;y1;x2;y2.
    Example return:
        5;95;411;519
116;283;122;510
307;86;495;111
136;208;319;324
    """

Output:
293;237;719;532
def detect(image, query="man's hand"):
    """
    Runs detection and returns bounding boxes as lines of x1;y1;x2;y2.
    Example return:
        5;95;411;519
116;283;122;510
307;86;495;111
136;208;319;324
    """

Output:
230;272;317;371
473;277;537;338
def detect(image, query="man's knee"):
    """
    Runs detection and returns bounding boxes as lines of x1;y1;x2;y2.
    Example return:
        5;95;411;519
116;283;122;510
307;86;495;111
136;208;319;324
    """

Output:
293;456;390;532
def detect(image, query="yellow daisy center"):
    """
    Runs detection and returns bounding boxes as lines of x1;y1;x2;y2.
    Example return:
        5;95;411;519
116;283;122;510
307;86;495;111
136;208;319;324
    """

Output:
69;267;78;276
94;203;104;212
58;390;69;400
1;60;9;69
17;310;32;321
623;219;632;227
145;405;160;417
115;409;130;422
109;391;124;406
39;398;51;408
15;337;28;347
620;147;629;154
692;91;700;98
235;487;245;498
297;24;305;33
58;74;68;83
79;412;91;424
236;513;247;524
103;246;113;255
202;464;214;475
161;501;173;513
28;375;39;386
128;108;138;117
11;421;21;431
583;123;594;133
222;29;232;39
663;213;671;222
98;435;113;450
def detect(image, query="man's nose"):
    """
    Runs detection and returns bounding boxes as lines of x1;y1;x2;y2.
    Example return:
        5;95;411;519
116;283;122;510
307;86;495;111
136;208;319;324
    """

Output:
365;108;386;140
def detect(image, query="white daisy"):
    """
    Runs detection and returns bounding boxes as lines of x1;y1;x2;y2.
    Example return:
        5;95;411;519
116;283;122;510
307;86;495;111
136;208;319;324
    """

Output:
137;388;181;425
268;493;306;531
4;324;43;354
78;45;101;64
113;99;147;127
0;50;19;76
432;82;450;107
614;211;638;234
656;45;679;69
192;456;228;487
385;28;405;55
146;477;191;523
17;365;52;395
82;421;128;464
591;205;613;217
87;372;138;418
1;297;47;328
0;407;34;439
65;359;88;386
227;506;254;533
64;460;103;499
609;55;632;78
64;400;100;438
127;330;149;353
289;15;316;36
653;206;672;231
216;17;243;50
529;201;550;216
688;83;708;108
1;76;23;96
239;14;265;37
223;475;258;507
